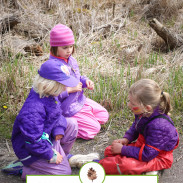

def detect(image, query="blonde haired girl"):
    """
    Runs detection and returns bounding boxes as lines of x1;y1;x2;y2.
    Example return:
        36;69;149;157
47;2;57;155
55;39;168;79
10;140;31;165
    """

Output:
129;79;171;115
99;79;179;175
33;74;65;98
2;60;80;179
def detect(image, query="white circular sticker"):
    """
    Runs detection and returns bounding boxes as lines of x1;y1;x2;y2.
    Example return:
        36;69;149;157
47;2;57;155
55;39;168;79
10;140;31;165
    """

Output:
61;65;70;76
79;162;106;183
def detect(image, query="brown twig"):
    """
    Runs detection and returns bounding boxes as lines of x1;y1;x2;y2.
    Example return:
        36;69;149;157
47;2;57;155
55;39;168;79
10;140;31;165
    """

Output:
5;140;11;153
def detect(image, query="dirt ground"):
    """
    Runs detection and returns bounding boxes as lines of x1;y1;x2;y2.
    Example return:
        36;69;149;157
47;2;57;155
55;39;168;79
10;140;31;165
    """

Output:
158;134;183;183
0;133;182;183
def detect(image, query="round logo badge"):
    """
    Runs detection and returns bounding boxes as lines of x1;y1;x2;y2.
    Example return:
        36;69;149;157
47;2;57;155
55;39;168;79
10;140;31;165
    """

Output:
79;162;106;183
61;65;70;76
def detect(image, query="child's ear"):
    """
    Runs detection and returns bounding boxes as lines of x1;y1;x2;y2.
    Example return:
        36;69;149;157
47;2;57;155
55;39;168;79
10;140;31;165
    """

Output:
145;105;152;112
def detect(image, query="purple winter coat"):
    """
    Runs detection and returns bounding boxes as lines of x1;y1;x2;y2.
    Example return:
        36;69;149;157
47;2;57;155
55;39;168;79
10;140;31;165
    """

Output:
121;108;179;162
49;55;88;117
11;89;67;166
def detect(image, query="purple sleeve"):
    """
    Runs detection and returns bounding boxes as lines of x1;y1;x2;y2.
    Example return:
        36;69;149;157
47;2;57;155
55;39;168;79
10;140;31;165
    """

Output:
52;127;65;138
19;106;53;160
52;115;67;138
121;145;140;160
123;121;139;143
80;75;88;88
59;90;69;100
121;145;159;162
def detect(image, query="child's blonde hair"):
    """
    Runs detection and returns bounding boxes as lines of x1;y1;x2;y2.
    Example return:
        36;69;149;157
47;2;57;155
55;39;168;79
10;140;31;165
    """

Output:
129;79;172;115
33;74;65;98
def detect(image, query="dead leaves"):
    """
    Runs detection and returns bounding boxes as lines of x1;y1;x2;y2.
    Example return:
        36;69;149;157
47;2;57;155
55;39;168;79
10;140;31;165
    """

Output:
87;167;97;182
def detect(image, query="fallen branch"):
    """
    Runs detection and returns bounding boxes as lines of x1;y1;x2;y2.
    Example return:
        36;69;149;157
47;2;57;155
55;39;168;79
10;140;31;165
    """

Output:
149;18;183;50
93;16;124;32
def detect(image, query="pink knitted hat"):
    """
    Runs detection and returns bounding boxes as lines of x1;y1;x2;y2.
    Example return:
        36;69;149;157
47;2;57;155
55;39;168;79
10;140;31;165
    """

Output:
50;24;75;47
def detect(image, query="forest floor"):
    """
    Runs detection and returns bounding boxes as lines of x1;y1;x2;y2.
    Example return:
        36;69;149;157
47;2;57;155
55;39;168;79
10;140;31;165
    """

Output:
0;132;182;183
0;1;183;183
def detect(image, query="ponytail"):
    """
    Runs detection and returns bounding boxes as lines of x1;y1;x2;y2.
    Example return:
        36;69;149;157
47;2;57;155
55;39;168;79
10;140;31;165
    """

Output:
129;79;172;116
160;91;172;115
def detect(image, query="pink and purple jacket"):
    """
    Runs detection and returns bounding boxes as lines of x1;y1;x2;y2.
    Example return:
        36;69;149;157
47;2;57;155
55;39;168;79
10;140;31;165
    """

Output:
49;55;88;117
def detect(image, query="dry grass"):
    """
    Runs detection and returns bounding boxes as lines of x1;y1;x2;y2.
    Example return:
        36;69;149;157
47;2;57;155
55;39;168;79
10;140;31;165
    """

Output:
123;0;183;21
0;0;183;139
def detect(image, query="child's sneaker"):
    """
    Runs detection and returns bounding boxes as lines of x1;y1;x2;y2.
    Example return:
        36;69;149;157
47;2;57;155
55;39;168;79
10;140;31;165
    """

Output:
144;171;160;175
69;153;100;168
1;160;23;175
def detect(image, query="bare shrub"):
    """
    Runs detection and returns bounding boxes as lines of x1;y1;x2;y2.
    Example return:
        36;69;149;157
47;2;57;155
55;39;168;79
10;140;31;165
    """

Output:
122;0;183;21
0;0;183;125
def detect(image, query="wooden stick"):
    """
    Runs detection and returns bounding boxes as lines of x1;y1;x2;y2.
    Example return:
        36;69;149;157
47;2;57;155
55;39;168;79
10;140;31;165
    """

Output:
149;18;183;50
5;140;11;153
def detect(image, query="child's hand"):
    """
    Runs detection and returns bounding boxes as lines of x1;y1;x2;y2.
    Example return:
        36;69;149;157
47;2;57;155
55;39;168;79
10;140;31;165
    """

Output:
86;79;94;90
67;82;82;93
111;142;123;154
55;152;63;164
113;138;129;145
49;150;63;164
55;135;63;141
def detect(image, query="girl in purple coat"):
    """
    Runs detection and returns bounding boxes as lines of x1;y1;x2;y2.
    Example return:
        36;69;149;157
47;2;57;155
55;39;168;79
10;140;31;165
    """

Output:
49;24;109;140
99;79;179;175
2;60;99;179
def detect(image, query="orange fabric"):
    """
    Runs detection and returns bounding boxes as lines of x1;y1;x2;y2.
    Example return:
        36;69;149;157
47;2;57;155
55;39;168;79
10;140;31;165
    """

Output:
146;144;161;152
100;134;174;175
139;143;145;161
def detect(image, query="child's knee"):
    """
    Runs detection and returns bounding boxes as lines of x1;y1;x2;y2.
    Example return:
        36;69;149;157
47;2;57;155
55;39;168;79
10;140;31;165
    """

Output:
103;109;109;120
90;121;101;137
64;118;78;141
55;165;71;175
88;122;101;138
66;118;78;131
77;123;101;140
104;146;113;157
63;166;72;175
94;122;101;133
98;110;109;124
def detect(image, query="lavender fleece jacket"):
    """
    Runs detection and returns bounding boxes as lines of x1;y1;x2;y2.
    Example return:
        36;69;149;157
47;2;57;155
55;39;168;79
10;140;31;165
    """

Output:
11;89;67;166
121;108;179;162
49;55;88;117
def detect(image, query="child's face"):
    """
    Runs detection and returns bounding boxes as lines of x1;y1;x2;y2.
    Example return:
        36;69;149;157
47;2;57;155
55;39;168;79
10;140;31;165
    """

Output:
57;45;73;59
127;94;145;115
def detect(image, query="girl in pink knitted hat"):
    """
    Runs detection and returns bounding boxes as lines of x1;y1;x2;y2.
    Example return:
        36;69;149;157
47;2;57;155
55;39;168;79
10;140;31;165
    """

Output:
48;24;109;140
